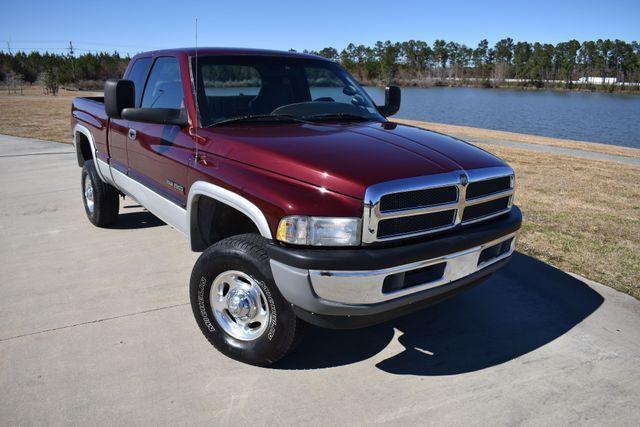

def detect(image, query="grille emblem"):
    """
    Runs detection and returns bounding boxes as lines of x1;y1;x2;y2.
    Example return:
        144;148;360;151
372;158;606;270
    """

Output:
460;174;469;186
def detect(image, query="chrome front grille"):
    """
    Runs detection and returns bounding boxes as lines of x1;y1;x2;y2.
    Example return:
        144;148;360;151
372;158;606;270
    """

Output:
362;167;515;243
462;196;511;222
379;186;458;212
466;176;512;200
377;209;457;238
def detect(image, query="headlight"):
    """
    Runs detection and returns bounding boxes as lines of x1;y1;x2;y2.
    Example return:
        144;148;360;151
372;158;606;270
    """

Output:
276;216;361;246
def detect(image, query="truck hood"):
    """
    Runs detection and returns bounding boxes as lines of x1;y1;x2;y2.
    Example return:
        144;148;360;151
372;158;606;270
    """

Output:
198;121;507;199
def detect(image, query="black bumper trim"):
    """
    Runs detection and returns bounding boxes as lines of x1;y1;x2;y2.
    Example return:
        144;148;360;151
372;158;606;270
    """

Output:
267;206;521;271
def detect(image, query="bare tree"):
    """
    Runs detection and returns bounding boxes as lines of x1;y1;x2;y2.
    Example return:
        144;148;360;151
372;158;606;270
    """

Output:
43;70;60;96
5;71;25;95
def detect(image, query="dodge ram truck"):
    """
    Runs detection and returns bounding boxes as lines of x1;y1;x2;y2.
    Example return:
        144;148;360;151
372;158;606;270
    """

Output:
71;48;522;366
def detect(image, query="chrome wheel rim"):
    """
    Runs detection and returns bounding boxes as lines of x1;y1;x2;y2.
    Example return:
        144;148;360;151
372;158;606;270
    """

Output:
84;175;94;214
210;270;270;341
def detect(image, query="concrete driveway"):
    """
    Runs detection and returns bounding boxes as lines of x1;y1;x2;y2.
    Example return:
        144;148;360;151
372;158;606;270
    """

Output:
1;135;639;426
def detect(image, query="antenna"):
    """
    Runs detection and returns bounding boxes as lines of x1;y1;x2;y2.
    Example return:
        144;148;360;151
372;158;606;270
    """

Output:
194;18;199;164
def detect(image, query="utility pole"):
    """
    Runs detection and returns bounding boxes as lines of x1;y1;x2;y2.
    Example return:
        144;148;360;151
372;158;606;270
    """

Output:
6;38;13;94
68;41;76;81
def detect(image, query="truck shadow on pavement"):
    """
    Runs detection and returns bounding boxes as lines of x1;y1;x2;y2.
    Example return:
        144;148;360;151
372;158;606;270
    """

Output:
108;210;166;230
275;253;604;375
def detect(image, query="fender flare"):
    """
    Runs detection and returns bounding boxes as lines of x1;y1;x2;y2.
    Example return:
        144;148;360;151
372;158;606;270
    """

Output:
187;181;273;251
73;123;111;184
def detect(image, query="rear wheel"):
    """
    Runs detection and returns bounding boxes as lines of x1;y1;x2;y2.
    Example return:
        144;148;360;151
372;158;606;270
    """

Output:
81;160;119;227
190;234;303;366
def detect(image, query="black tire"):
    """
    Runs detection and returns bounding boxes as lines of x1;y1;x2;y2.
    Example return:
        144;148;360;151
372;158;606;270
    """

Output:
81;160;119;227
190;234;303;366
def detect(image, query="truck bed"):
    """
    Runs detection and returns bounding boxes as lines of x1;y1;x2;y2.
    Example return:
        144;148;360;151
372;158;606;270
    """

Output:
71;97;109;161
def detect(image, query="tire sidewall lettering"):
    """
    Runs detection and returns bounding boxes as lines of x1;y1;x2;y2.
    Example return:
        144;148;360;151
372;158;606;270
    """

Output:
197;275;215;332
257;280;278;341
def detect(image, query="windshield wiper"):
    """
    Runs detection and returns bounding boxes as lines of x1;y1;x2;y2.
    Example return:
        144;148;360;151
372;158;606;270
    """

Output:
301;113;374;122
206;114;309;127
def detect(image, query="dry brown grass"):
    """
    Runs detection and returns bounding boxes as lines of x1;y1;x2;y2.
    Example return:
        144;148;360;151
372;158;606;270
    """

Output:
1;86;638;298
489;145;640;299
0;85;101;143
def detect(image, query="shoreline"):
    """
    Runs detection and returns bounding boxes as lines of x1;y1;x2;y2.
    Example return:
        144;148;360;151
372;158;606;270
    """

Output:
364;80;640;95
0;86;638;158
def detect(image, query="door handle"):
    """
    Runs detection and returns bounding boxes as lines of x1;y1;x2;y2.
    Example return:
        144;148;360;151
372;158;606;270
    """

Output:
128;129;137;141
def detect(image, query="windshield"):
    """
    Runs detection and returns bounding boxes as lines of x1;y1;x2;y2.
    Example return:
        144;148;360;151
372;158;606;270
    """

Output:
191;55;385;127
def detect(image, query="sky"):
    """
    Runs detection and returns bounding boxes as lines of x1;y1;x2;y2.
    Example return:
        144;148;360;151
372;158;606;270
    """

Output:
1;0;639;56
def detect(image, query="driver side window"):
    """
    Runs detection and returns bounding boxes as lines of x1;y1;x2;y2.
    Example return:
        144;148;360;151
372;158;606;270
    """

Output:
141;57;184;109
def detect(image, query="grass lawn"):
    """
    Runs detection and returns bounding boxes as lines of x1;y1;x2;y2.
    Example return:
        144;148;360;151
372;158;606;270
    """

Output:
488;145;640;299
0;85;100;143
1;86;639;299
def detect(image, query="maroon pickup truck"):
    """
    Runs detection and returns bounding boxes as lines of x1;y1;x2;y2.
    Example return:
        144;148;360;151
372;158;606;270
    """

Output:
71;48;521;365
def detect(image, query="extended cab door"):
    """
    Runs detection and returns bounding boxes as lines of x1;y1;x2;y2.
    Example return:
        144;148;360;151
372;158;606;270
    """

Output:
126;56;194;207
109;57;152;173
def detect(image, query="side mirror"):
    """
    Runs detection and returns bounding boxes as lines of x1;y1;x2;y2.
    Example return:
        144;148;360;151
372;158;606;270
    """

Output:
121;108;189;127
377;85;401;117
104;79;134;119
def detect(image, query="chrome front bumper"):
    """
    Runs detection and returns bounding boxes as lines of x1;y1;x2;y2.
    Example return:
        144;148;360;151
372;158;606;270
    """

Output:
307;232;517;305
270;231;517;314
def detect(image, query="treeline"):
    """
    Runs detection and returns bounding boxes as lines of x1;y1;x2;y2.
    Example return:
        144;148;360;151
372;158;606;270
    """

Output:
0;51;129;94
305;38;640;90
1;38;639;94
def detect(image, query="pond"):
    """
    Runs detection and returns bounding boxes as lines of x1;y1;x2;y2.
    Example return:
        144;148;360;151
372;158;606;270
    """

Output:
365;86;640;148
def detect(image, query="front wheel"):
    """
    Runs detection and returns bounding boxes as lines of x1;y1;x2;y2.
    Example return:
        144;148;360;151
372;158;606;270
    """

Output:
190;234;303;366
